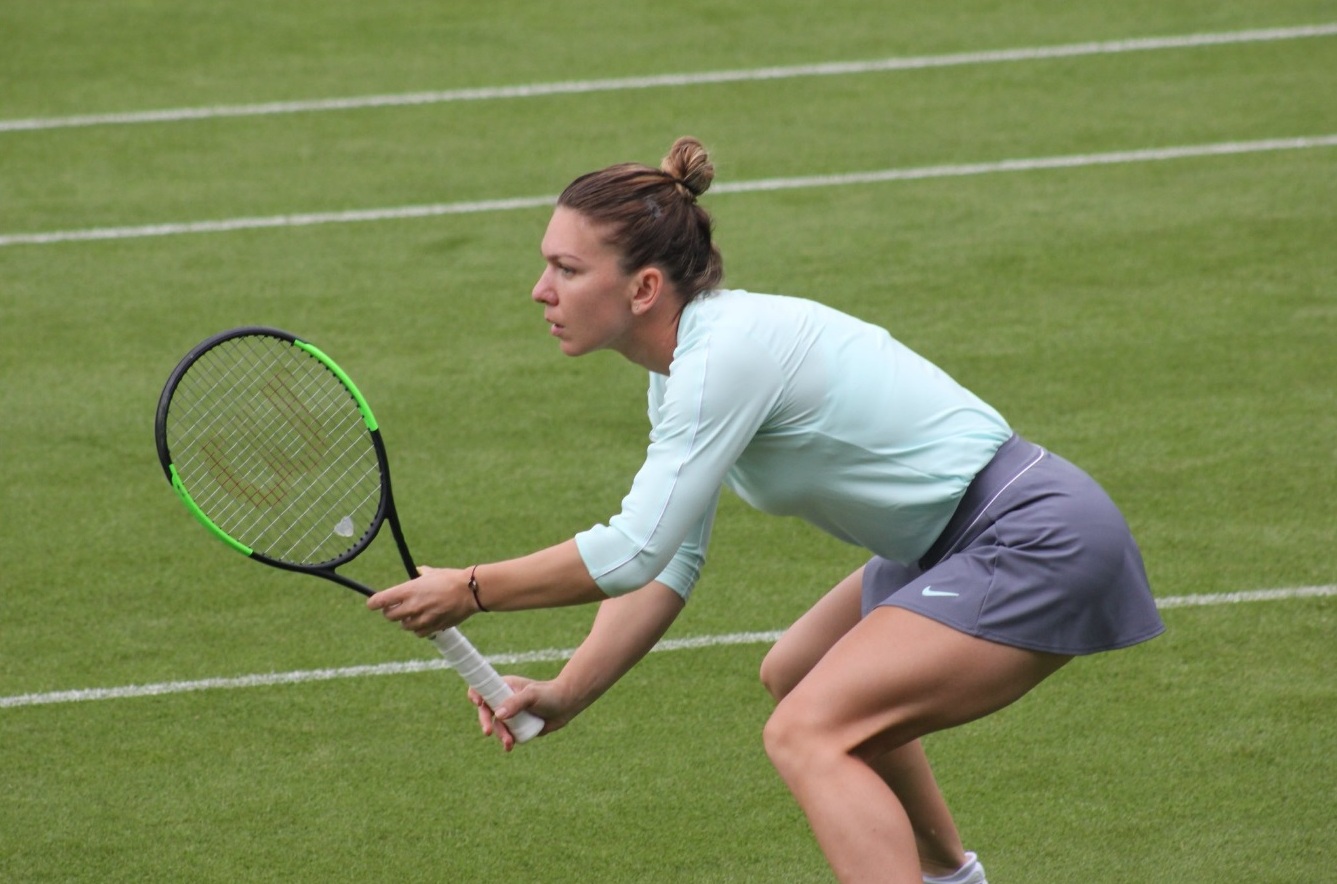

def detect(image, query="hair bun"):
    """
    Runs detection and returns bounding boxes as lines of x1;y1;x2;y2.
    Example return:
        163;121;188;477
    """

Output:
661;136;714;198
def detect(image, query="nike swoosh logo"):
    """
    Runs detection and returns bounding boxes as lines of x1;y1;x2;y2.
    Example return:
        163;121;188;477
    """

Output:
921;586;960;597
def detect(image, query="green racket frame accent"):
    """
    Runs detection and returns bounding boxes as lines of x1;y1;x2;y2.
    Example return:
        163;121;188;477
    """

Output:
168;464;254;556
293;339;379;432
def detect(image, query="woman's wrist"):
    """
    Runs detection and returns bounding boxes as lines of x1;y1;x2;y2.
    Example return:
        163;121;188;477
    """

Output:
467;564;489;613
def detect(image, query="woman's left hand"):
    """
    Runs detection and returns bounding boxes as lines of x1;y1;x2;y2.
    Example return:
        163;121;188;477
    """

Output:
366;565;474;636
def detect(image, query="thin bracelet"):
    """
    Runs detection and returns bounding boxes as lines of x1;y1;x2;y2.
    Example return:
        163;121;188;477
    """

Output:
467;565;489;613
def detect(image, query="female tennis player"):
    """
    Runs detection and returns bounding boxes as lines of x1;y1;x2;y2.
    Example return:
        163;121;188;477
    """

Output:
368;136;1164;884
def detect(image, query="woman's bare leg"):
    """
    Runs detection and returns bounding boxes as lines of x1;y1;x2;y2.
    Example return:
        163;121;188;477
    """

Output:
760;569;967;877
763;605;1070;882
877;741;968;877
759;568;864;700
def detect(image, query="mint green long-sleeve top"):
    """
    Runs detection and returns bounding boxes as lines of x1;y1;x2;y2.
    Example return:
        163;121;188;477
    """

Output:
575;290;1012;600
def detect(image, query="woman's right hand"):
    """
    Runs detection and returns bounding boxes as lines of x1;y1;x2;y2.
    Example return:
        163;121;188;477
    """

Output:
468;583;684;750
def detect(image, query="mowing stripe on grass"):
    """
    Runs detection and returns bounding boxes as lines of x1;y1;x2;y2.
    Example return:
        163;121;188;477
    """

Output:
3;134;1335;247
1;586;1331;709
2;23;1334;133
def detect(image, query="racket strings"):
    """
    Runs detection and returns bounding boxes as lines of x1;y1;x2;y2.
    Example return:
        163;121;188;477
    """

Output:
179;343;377;562
257;419;382;561
166;335;384;565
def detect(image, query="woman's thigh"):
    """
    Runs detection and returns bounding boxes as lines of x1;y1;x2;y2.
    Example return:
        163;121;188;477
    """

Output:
769;605;1071;761
760;566;864;700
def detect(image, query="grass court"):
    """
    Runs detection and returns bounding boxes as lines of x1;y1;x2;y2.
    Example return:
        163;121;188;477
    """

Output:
1;1;1334;880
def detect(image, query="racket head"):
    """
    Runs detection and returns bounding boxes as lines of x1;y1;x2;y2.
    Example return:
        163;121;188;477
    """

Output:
155;327;390;577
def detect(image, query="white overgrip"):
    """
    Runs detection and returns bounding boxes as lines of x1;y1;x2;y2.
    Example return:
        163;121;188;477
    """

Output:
429;628;545;743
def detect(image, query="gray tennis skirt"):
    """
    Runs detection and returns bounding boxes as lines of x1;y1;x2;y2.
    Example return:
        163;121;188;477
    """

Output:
862;435;1165;655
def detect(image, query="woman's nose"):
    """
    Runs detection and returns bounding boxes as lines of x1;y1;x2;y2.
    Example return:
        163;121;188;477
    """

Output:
532;270;555;303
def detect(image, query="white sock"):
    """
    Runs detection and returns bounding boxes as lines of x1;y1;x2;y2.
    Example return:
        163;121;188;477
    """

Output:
923;851;980;884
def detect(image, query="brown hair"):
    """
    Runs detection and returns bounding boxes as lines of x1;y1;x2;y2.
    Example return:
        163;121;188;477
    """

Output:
557;136;724;301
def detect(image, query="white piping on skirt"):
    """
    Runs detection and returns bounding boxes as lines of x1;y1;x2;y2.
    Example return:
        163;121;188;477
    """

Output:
936;446;1048;559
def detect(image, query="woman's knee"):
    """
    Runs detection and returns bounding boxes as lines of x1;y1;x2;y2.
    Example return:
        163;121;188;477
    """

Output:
761;699;815;776
760;568;866;702
762;694;886;785
759;643;804;701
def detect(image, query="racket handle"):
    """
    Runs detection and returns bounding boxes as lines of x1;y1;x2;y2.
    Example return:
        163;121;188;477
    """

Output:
428;628;545;744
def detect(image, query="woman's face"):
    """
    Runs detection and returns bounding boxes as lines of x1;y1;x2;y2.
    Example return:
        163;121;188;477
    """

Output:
532;207;640;359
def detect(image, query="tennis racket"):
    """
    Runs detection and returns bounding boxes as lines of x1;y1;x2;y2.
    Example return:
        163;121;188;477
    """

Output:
154;326;544;743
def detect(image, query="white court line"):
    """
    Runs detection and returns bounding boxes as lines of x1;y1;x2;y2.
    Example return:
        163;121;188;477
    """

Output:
3;23;1335;133
3;134;1335;248
1;586;1331;709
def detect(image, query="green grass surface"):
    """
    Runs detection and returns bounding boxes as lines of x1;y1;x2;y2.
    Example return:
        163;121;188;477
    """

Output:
2;1;1335;880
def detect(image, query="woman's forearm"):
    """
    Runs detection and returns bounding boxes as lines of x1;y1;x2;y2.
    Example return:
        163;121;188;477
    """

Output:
556;581;686;713
369;538;608;635
468;538;608;612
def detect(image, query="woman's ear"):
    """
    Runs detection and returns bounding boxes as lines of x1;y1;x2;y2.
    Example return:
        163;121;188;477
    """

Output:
629;266;665;316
